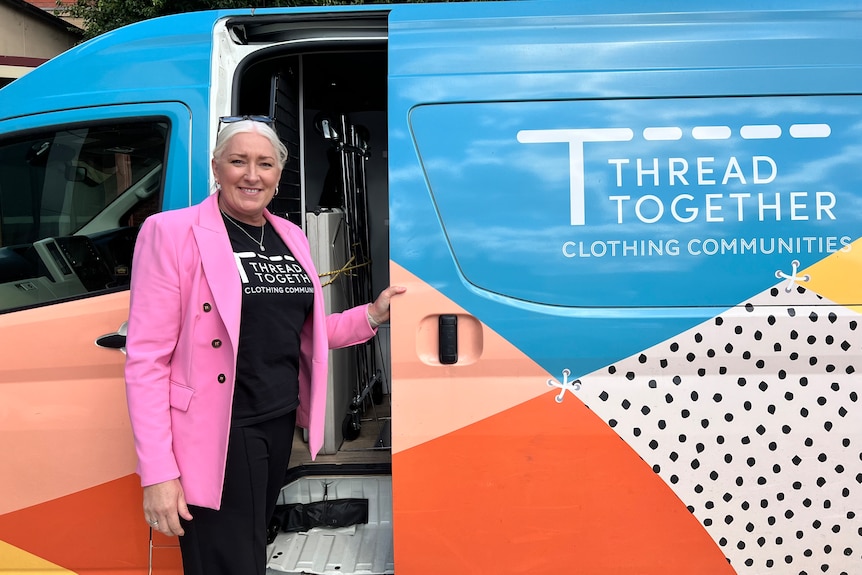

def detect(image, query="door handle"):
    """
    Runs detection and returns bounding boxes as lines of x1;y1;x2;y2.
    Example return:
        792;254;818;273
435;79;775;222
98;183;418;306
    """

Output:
96;321;128;354
438;314;458;364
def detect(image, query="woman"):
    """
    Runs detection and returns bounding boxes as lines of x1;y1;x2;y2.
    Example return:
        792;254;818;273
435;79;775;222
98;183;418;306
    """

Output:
124;117;403;574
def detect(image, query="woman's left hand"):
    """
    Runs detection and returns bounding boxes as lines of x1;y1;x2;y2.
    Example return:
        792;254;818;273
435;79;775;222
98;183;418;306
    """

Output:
368;285;407;326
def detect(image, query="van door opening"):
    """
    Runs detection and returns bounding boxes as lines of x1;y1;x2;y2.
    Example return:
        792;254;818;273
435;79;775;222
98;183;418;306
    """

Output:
215;13;393;574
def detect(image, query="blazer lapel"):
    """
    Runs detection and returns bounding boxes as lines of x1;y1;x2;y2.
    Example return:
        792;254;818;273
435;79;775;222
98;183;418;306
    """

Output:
194;194;242;354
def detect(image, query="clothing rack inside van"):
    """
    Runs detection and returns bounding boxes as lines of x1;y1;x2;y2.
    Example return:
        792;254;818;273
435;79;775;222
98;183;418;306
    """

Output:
315;112;386;446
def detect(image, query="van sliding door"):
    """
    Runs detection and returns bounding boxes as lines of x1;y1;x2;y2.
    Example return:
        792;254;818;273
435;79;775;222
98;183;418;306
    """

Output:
388;3;862;574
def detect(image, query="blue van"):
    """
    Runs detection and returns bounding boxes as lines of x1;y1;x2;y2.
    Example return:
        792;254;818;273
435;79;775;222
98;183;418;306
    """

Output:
0;1;860;573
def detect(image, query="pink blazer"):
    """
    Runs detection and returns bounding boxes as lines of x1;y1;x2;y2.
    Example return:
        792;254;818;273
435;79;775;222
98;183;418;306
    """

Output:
124;193;376;509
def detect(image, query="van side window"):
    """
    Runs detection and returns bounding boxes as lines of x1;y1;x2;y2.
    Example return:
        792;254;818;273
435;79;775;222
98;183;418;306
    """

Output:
0;120;167;313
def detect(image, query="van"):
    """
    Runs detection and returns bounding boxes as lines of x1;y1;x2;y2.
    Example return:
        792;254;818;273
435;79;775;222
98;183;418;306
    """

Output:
1;1;860;573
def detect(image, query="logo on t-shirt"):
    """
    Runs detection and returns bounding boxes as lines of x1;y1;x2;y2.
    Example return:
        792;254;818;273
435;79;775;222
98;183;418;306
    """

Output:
232;252;314;295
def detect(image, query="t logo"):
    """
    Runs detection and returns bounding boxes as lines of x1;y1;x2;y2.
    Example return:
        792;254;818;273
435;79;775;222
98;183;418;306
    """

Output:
518;128;633;225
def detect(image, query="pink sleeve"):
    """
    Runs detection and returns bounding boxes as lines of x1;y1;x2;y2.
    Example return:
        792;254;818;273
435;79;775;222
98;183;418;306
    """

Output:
124;216;182;487
325;304;377;350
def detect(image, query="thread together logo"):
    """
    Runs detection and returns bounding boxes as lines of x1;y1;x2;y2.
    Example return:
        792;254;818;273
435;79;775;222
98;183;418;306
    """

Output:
517;123;852;260
517;123;832;226
232;251;314;295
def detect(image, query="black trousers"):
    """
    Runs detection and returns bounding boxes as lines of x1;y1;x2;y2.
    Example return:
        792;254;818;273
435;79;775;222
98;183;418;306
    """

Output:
178;410;296;575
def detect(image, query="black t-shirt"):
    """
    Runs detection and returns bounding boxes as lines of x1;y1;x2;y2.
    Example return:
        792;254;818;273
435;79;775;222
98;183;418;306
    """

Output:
222;213;314;426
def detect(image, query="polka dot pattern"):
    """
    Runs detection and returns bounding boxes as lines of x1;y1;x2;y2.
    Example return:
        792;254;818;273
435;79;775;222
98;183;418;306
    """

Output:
575;283;862;574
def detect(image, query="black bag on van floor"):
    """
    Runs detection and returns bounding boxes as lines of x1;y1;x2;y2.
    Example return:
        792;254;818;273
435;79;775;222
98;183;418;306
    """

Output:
268;498;369;543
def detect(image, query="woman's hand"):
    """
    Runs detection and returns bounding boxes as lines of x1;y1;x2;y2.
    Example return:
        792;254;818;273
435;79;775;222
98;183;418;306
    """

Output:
143;479;193;536
367;285;407;326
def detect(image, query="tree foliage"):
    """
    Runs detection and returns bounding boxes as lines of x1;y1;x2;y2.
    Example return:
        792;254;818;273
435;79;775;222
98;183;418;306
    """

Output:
61;0;465;40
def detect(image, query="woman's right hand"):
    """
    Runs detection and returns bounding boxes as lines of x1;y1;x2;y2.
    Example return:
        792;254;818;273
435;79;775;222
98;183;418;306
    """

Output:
367;285;407;326
143;478;193;536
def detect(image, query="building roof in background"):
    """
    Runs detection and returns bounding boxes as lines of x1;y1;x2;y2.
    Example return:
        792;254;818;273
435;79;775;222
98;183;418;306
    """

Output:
24;0;75;10
5;0;82;32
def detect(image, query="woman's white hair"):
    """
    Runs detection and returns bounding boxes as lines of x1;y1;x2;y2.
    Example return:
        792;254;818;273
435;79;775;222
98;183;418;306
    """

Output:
212;119;288;168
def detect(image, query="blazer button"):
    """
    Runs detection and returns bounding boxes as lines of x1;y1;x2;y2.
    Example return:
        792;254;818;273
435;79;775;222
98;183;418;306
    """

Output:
217;373;226;384
211;339;222;348
203;303;212;312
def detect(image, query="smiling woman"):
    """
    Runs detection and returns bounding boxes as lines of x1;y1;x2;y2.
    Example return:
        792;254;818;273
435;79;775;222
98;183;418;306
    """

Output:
212;118;287;226
123;113;402;575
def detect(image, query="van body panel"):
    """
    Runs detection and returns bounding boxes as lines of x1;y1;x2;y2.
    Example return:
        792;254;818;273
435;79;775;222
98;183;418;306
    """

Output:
402;95;862;378
0;475;152;574
392;252;862;572
388;271;736;575
388;1;862;100
408;96;862;310
387;1;862;573
0;1;859;574
0;103;191;573
0;292;133;515
0;14;215;117
389;263;551;455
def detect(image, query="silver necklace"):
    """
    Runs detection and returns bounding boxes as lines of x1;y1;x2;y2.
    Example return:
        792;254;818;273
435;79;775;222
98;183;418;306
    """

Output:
221;210;266;251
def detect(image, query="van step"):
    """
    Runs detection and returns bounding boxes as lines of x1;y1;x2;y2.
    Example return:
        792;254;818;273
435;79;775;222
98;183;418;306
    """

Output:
266;475;393;575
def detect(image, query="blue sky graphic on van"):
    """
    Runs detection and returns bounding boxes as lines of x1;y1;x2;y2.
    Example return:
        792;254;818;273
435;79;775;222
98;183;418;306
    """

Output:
408;95;862;310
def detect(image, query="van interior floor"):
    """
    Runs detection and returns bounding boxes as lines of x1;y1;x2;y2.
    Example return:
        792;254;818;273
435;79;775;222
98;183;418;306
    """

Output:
288;394;392;468
267;396;393;575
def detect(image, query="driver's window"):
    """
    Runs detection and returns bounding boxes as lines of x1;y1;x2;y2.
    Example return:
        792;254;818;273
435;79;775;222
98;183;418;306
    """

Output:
0;120;167;313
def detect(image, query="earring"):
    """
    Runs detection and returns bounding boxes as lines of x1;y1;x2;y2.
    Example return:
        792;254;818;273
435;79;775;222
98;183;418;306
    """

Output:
274;186;279;196
215;182;222;191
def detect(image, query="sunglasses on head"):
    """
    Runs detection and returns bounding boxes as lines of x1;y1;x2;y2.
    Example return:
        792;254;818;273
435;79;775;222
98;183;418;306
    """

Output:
218;115;275;130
